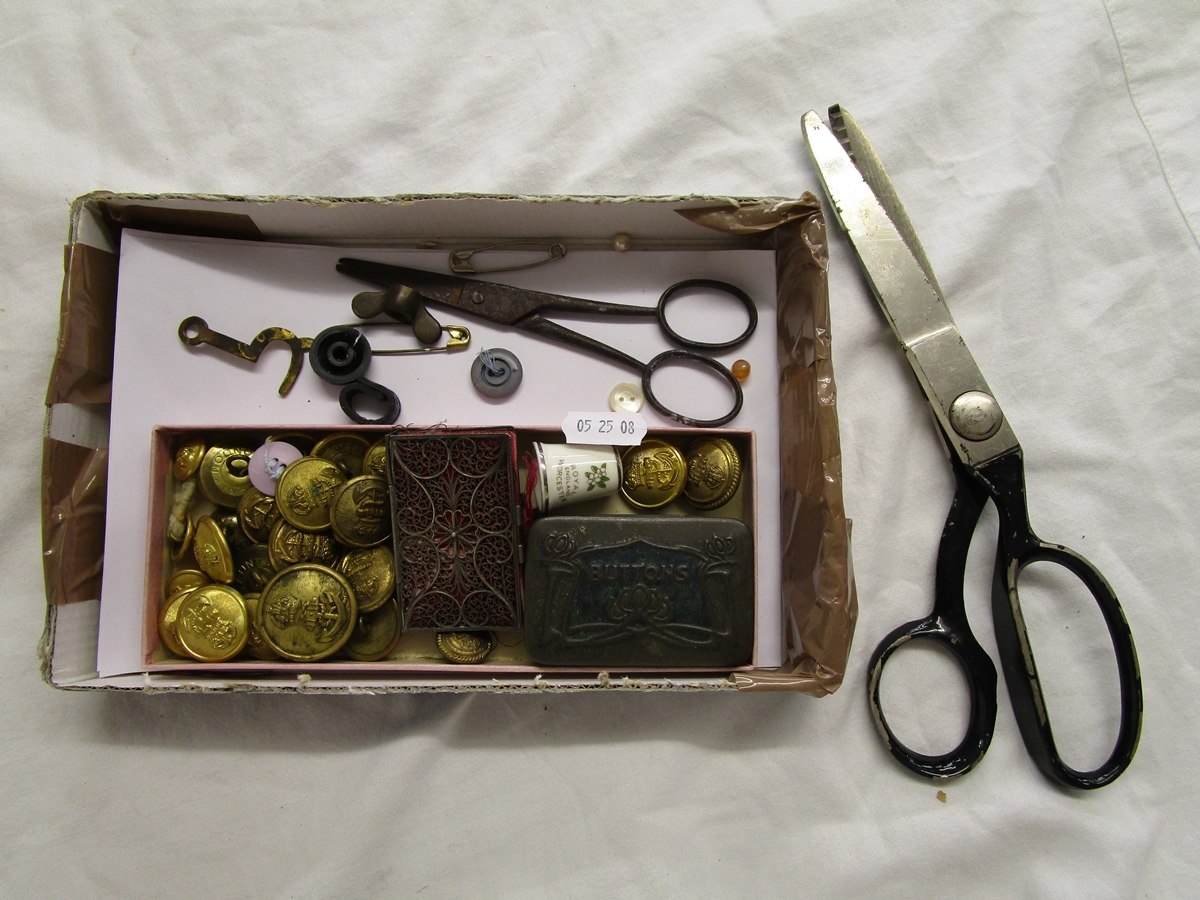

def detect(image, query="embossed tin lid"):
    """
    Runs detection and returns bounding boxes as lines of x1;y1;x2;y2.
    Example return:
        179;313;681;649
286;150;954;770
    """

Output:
523;515;754;668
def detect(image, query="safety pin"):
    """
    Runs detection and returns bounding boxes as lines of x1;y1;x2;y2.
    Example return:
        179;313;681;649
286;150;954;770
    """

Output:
449;240;567;274
346;323;472;355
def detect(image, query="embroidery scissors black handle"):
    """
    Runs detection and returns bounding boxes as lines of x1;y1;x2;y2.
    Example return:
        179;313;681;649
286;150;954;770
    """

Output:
335;258;758;428
806;106;1142;788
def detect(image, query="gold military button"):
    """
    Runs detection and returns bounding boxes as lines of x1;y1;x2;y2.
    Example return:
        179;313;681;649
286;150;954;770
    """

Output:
265;432;317;456
232;543;275;594
237;486;281;544
343;597;402;661
170;513;196;563
312;433;371;479
267;519;339;571
214;512;252;552
336;545;395;613
362;439;388;479
197;445;254;508
241;593;280;661
619;439;686;509
257;564;357;661
158;589;193;658
175;584;249;662
436;631;495;664
173;437;206;481
683;437;742;510
166;568;209;598
275;456;347;532
193;515;235;583
330;475;391;548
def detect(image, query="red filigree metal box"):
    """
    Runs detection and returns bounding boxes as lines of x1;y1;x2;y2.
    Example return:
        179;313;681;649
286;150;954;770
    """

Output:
386;429;523;631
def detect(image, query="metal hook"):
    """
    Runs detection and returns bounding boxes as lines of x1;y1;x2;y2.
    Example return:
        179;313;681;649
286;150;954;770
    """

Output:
178;316;312;396
449;240;567;274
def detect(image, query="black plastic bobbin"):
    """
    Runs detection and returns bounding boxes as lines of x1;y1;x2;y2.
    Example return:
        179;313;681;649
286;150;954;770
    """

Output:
309;325;401;425
310;325;371;384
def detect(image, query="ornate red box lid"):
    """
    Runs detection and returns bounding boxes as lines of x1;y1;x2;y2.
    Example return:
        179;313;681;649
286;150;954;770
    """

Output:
386;429;523;631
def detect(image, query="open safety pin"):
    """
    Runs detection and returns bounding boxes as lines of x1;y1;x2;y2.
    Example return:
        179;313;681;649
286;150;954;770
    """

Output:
449;240;567;274
178;316;471;397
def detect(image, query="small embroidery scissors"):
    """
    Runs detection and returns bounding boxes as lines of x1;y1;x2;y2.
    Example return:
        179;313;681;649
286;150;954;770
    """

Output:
335;258;758;427
805;106;1142;789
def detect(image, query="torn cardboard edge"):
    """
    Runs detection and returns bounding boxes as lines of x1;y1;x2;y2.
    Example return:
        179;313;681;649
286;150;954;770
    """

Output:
39;191;855;695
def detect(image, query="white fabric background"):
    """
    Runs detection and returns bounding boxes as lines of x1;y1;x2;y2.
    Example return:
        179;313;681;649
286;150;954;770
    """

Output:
3;2;1198;897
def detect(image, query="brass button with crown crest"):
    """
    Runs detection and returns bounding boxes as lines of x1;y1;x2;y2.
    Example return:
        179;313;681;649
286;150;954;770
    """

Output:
363;439;388;479
619;439;686;509
175;584;249;662
173;437;206;481
682;437;742;510
257;563;357;661
275;456;347;532
343;597;402;661
330;475;390;548
197;445;254;508
158;588;194;658
193;515;235;583
336;545;395;613
241;593;280;660
267;519;339;571
166;569;209;598
237;486;281;544
312;433;371;479
436;631;495;664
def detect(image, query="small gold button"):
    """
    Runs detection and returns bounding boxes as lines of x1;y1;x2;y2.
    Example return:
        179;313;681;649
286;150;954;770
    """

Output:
337;545;396;614
436;631;495;664
257;564;357;661
173;437;206;481
197;445;254;508
193;515;235;584
312;433;371;479
329;476;390;548
275;457;347;532
619;439;686;509
683;437;742;510
343;598;403;662
175;584;249;662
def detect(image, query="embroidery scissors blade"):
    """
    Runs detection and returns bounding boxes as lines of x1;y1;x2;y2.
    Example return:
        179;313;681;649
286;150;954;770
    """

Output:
804;105;1142;789
335;258;758;428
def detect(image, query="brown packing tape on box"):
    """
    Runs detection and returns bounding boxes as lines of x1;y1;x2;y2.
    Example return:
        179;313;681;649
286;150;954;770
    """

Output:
679;194;857;695
42;241;117;608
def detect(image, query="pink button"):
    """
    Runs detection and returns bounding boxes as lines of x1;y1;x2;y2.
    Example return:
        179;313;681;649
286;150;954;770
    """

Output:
248;441;304;495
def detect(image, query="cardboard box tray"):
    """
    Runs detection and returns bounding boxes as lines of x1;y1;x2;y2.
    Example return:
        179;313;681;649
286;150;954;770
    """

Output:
41;191;856;693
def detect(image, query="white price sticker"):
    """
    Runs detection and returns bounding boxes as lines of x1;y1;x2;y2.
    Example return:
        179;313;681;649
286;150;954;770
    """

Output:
561;411;647;446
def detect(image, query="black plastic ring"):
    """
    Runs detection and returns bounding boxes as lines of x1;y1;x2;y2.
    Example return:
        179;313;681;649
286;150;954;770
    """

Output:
338;378;401;425
641;349;743;428
310;325;371;385
656;279;757;351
